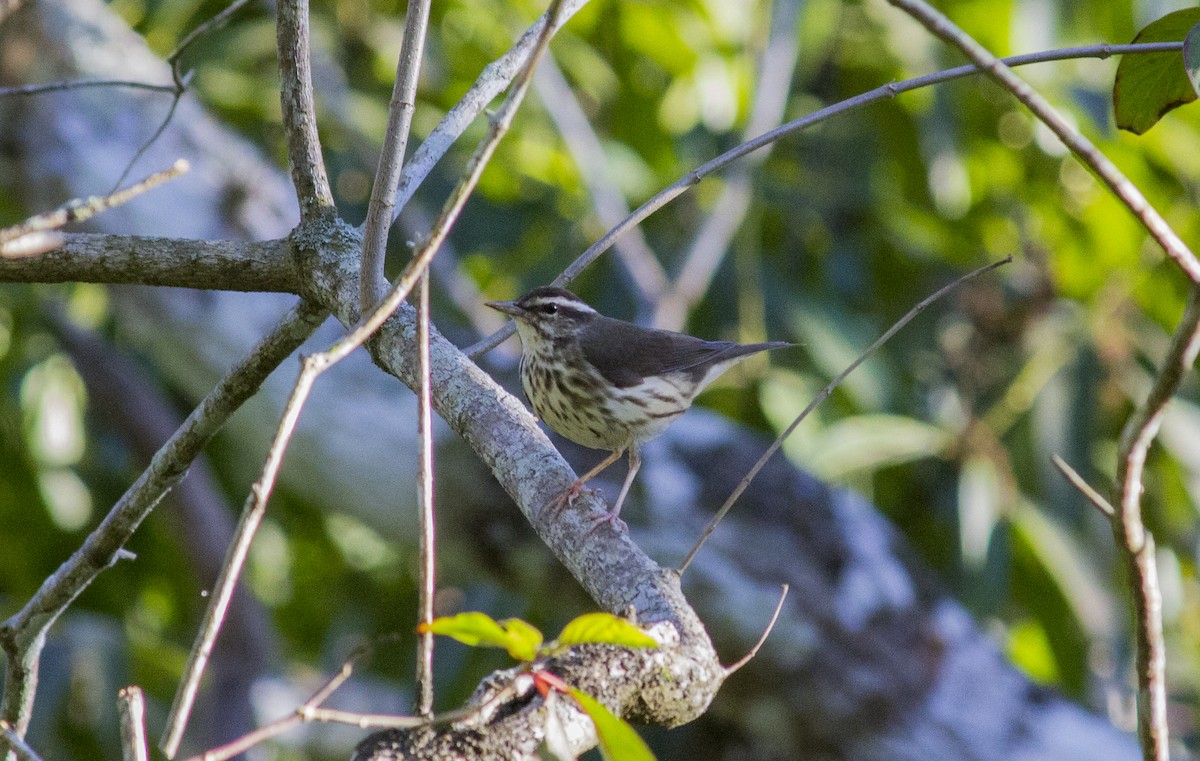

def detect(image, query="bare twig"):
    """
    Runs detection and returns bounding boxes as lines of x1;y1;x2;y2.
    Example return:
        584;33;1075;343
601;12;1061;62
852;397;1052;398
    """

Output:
724;584;789;676
654;0;800;331
167;0;253;87
678;256;1013;574
112;0;252;190
887;0;1200;286
882;6;1198;758
277;0;335;219
463;41;1182;358
184;638;518;761
416;272;436;716
111;93;189;193
390;0;589;220
182;646;370;761
0;301;326;741
360;0;432;312
0;720;42;761
0;79;176;97
1050;454;1114;517
160;360;318;758
117;687;149;761
0;160;190;255
161;0;568;750
534;55;667;307
1112;288;1200;761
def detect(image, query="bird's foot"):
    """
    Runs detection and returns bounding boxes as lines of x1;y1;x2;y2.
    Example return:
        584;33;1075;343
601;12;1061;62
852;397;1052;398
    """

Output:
546;480;598;516
586;510;627;535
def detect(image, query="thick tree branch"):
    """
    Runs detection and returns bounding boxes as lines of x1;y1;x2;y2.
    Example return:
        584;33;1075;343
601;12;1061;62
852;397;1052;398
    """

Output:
0;233;298;291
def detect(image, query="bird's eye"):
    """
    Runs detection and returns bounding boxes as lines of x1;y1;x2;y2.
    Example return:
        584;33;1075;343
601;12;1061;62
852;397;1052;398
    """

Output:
541;303;558;315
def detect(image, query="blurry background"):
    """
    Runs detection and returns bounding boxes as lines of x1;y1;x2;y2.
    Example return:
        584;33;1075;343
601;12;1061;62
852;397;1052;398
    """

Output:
3;0;1200;758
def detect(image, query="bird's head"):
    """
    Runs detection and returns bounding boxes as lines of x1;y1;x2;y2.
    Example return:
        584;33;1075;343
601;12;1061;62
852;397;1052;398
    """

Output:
487;287;597;349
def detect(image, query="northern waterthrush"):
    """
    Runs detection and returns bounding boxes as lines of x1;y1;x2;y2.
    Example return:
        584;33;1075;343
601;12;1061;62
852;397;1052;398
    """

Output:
487;286;789;530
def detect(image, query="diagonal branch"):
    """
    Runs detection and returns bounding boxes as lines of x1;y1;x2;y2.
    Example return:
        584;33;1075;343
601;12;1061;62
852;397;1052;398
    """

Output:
160;1;571;751
464;41;1185;357
654;0;801;331
886;0;1200;284
534;54;668;308
0;300;326;739
390;0;590;220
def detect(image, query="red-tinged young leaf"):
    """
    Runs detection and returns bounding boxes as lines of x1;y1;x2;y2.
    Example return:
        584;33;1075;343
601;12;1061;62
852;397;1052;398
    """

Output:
555;612;659;650
567;687;656;761
422;612;544;661
1184;22;1200;97
1114;8;1200;134
533;669;572;695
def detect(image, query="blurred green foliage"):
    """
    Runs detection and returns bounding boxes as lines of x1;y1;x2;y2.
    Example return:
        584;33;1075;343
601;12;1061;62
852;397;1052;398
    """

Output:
5;0;1200;758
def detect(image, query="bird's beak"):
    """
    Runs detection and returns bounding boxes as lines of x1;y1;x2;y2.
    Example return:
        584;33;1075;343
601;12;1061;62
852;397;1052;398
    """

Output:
486;300;525;318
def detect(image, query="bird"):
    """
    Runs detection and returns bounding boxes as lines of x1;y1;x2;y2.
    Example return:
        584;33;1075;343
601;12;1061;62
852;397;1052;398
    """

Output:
487;286;790;531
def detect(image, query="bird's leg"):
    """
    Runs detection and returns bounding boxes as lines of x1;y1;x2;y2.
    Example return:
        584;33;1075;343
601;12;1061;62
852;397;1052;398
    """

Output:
588;446;640;534
548;448;624;515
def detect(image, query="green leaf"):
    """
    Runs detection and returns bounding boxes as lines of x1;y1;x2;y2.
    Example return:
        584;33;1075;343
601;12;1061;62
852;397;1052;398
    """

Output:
497;617;545;662
1114;9;1200;134
555;613;659;650
567;687;656;761
421;612;543;661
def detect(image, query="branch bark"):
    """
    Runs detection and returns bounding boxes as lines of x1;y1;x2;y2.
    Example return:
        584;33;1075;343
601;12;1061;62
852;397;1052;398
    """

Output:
0;233;296;291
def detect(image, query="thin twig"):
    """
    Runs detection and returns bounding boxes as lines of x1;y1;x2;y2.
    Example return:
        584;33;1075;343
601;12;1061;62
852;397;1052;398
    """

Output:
678;256;1012;574
113;0;251;190
161;1;568;750
1113;288;1200;761
0;301;325;741
0;79;176;97
416;272;436;716
185;646;516;761
654;0;800;331
277;0;336;219
117;687;149;761
534;54;667;307
167;0;253;87
360;0;432;312
1050;454;1114;517
0;160;190;254
463;41;1182;358
725;584;789;676
111;92;188;192
160;364;318;758
887;0;1200;286
0;720;42;761
183;645;369;761
390;0;589;220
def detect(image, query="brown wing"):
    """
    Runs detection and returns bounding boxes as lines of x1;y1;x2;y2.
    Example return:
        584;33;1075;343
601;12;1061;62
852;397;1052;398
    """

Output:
579;315;787;388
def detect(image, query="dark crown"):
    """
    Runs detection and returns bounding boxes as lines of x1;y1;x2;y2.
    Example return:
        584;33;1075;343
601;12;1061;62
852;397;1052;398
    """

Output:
514;287;596;322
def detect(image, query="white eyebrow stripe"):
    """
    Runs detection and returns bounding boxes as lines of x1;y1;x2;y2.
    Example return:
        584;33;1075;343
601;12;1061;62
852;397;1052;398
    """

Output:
524;295;597;314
